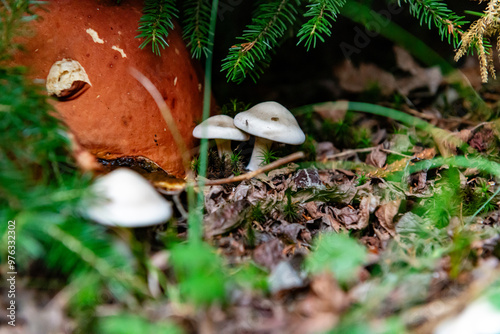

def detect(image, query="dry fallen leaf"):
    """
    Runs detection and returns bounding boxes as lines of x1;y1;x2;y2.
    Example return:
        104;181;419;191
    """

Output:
204;200;251;238
366;145;387;168
253;239;285;270
375;199;402;236
336;60;397;95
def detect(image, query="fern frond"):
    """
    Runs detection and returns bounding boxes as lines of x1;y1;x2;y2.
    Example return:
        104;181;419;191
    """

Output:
297;0;346;51
221;0;299;84
398;0;467;47
182;0;211;59
136;0;178;56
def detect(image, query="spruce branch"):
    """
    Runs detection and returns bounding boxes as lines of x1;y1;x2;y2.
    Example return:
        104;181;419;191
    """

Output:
221;0;299;83
136;0;178;56
182;0;211;59
297;0;346;51
455;0;500;82
398;0;467;47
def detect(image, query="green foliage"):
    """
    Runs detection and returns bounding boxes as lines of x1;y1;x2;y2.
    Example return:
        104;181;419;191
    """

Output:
97;314;183;334
283;188;299;222
297;0;346;51
0;66;147;325
182;0;212;58
250;202;267;223
426;168;461;229
229;150;243;175
136;0;178;56
133;0;478;82
397;0;467;47
231;262;269;291
259;147;279;166
0;0;42;60
170;242;227;306
221;0;299;83
220;99;251;118
306;233;367;285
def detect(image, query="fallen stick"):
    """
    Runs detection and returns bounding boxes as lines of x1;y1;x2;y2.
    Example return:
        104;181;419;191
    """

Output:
203;151;306;186
325;147;375;160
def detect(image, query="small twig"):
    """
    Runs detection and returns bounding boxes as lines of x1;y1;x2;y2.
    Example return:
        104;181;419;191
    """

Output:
325;147;376;160
203;151;305;186
403;105;476;126
380;148;413;157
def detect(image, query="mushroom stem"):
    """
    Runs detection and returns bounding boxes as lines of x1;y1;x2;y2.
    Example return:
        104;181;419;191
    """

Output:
215;139;232;160
246;137;273;171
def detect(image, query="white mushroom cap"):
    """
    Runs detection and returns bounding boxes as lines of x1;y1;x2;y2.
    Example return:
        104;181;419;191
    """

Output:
193;115;250;159
192;115;250;141
86;168;172;227
233;101;305;145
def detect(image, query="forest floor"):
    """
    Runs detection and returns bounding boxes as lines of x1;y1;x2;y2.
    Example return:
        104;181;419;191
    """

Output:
3;47;500;334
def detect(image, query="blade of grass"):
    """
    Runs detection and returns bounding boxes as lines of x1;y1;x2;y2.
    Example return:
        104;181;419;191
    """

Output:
188;0;219;242
293;101;466;157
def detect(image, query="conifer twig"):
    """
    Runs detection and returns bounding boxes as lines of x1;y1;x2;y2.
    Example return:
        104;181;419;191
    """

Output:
136;0;178;56
297;0;346;50
221;0;297;83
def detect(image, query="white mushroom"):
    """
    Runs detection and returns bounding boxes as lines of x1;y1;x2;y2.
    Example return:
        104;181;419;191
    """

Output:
85;168;172;227
192;115;250;159
233;101;305;171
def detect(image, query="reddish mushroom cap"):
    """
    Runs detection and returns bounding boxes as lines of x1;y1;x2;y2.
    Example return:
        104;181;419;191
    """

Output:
11;0;205;178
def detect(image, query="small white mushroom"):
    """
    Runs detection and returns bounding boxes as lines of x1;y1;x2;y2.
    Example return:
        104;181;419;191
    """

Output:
85;168;172;228
46;58;91;100
192;115;250;159
233;101;305;171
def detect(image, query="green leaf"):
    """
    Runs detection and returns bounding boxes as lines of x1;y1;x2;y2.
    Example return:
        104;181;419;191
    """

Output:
97;314;183;334
306;233;367;284
170;242;227;306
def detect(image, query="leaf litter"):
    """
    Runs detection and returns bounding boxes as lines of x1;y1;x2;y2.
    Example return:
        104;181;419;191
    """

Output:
9;48;500;334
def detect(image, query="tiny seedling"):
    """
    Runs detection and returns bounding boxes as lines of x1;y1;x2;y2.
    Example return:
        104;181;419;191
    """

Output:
258;147;279;166
283;188;299;222
230;150;244;176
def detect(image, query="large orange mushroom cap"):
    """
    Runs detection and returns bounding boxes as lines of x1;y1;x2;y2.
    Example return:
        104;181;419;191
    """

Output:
11;0;204;178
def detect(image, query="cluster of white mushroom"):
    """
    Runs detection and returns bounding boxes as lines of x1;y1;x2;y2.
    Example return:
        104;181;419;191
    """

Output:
83;102;305;229
193;101;306;171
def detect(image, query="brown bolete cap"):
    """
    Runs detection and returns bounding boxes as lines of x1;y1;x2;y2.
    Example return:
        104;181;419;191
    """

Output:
10;0;205;178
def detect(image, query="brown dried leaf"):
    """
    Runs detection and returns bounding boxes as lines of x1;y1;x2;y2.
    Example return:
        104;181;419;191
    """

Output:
204;200;250;238
394;45;420;75
313;101;348;123
316;142;337;161
336;60;397;95
357;194;380;230
293;169;323;189
333;206;360;229
365;145;387;168
280;223;307;243
293;273;348;334
204;185;229;214
375;199;401;236
253;239;285;270
394;47;443;95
